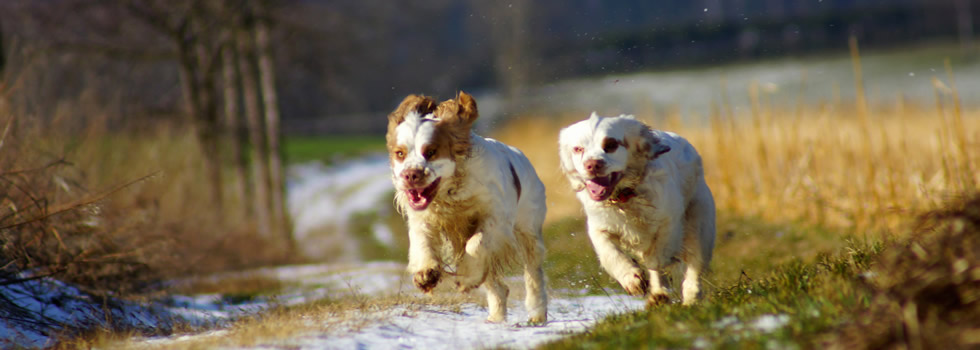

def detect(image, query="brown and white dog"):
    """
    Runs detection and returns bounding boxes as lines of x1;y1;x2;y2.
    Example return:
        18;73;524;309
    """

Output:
558;113;715;306
386;92;548;323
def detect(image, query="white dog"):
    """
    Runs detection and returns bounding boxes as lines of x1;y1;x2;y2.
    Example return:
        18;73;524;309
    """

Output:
386;92;548;323
558;113;715;305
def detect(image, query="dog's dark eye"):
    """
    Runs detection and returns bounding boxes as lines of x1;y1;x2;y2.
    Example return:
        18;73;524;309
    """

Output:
572;146;584;154
395;150;405;160
602;138;620;153
423;148;437;160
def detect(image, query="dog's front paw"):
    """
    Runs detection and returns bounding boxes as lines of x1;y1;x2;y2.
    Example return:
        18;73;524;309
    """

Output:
646;293;670;308
621;270;649;296
413;268;441;293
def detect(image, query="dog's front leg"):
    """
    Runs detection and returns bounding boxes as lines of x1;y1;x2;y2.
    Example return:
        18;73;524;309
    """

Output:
407;224;441;293
588;225;648;296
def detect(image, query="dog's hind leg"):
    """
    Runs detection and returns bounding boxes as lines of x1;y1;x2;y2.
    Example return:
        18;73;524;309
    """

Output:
680;262;703;305
680;187;715;305
485;275;509;323
521;229;548;324
646;269;669;306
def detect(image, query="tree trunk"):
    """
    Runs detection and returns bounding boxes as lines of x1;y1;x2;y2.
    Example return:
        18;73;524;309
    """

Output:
237;25;272;238
194;25;224;218
174;24;223;216
222;42;250;219
253;15;292;249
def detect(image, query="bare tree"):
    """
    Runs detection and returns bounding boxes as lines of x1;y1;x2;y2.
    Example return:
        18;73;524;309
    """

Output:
236;17;273;239
125;0;225;214
221;34;250;218
254;5;291;246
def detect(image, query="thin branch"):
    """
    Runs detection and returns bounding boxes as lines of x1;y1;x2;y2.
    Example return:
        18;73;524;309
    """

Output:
0;176;47;221
0;171;161;230
0;117;12;153
0;158;71;177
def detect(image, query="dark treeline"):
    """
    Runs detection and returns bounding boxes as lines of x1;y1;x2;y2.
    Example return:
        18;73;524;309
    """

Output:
0;0;976;136
0;0;295;246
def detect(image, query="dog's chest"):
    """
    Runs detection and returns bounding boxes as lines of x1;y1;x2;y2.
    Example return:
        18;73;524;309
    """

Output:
591;199;671;248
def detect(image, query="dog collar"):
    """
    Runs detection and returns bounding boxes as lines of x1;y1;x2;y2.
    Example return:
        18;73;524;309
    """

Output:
609;188;637;203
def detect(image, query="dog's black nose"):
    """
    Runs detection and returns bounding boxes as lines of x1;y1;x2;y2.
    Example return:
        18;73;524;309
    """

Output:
402;169;424;184
584;159;605;174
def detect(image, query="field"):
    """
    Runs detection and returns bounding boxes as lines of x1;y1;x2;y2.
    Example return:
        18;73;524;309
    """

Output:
3;45;979;349
492;89;979;348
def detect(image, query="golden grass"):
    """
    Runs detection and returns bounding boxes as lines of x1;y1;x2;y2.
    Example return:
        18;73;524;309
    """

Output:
493;97;979;236
0;114;297;295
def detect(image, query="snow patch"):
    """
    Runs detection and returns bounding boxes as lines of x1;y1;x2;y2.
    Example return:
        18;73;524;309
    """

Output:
751;314;790;333
290;295;645;350
286;156;396;261
0;273;254;349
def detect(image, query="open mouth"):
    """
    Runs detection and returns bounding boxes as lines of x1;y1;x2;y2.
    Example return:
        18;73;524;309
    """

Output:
405;177;441;210
585;172;623;201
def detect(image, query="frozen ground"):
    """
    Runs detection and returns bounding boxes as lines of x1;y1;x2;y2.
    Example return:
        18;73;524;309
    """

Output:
2;260;798;349
0;272;260;348
137;262;647;349
268;294;646;350
1;260;648;349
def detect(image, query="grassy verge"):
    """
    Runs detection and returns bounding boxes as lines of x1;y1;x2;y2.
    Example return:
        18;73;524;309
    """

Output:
541;211;869;349
543;213;848;294
282;135;386;164
543;239;881;349
542;195;980;349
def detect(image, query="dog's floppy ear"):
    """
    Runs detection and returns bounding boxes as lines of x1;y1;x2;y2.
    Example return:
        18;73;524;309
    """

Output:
389;94;437;126
558;130;586;192
637;126;671;160
434;91;479;158
455;91;479;125
436;91;479;127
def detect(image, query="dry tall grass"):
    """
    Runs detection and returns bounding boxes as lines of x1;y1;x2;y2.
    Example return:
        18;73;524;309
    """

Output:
0;112;296;296
494;89;978;236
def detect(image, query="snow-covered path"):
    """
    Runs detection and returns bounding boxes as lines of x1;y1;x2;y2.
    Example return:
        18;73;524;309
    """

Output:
139;262;645;349
277;294;644;349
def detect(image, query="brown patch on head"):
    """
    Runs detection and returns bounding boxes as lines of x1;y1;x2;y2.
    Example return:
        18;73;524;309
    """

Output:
386;94;437;152
634;126;670;160
433;91;480;159
419;136;453;162
601;137;622;153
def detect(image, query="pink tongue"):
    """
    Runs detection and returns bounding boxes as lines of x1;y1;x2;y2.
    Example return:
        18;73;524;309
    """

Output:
586;181;609;196
408;189;422;202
